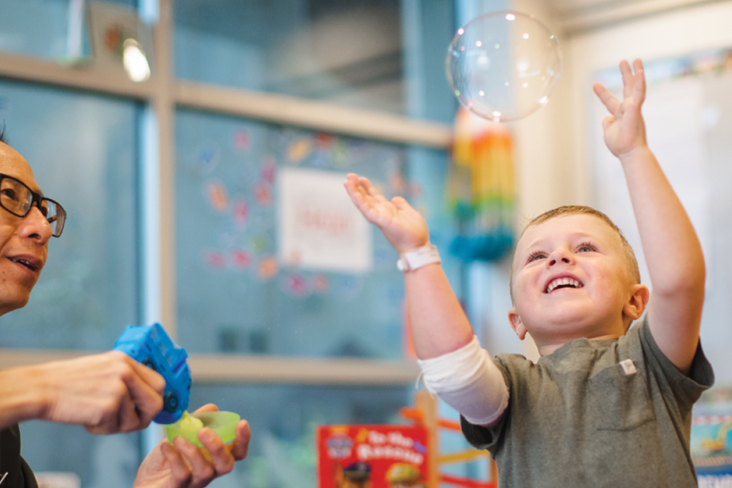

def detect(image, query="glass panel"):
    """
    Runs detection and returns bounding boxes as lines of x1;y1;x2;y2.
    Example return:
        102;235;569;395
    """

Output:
188;382;412;488
0;0;138;60
174;0;457;121
176;109;440;359
0;80;139;350
19;422;141;487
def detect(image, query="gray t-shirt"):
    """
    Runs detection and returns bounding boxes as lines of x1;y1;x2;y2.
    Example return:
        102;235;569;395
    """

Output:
461;319;714;488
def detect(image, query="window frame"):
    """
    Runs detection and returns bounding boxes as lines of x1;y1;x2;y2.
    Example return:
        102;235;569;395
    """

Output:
0;0;450;386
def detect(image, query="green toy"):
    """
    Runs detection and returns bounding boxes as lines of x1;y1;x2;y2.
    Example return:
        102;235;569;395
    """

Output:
165;410;241;447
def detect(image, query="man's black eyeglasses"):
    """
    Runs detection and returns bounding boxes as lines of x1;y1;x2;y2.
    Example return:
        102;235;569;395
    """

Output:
0;174;66;238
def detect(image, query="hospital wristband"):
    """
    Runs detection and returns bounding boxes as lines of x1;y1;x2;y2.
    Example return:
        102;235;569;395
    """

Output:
397;244;441;272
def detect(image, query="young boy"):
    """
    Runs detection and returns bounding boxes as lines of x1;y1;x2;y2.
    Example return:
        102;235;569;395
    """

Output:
344;59;714;486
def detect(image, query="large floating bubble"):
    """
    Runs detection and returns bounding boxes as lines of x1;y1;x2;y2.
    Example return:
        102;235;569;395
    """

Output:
446;11;562;122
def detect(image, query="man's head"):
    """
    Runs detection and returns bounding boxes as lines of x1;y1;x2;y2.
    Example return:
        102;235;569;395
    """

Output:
508;206;648;353
0;134;58;314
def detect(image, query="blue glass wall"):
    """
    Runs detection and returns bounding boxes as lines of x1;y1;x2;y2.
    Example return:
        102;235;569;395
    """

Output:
0;80;139;350
174;0;457;121
175;110;420;359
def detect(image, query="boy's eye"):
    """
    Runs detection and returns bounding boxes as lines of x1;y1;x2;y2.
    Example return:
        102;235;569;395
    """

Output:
527;250;546;263
577;242;597;253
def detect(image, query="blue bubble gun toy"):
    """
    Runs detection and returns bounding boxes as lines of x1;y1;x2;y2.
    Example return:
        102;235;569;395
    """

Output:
113;323;192;424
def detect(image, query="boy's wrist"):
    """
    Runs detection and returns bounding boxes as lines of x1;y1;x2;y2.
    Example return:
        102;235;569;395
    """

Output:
397;244;441;272
618;144;652;165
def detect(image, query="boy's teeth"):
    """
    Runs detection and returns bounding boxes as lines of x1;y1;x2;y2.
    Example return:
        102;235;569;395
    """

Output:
546;277;582;293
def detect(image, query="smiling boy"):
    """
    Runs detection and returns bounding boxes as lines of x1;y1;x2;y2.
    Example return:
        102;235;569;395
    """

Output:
344;59;713;486
508;207;646;355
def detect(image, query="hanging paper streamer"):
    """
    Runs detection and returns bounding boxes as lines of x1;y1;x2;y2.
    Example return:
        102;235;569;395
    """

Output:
312;274;329;294
448;106;516;261
204;251;227;268
206;179;229;213
232;199;249;225
287;137;313;164
233;128;249;152
255;184;272;206
261;157;277;185
315;132;335;149
258;256;279;281
281;273;311;298
194;142;220;175
231;249;252;269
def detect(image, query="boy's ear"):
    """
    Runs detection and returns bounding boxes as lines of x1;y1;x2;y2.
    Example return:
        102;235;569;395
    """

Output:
508;307;527;340
623;283;650;321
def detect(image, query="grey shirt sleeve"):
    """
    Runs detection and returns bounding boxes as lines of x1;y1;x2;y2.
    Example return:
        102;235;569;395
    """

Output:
639;317;714;412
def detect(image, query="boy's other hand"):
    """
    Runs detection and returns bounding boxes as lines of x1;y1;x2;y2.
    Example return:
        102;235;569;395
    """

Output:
593;58;648;159
344;173;429;254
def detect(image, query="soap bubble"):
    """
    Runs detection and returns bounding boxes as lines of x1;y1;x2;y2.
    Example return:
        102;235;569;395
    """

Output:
446;11;562;122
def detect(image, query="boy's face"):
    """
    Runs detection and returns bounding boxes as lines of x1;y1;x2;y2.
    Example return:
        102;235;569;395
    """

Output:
509;214;647;352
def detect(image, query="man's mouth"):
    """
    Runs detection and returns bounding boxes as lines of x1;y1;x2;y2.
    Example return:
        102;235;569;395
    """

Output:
8;257;40;272
545;277;583;293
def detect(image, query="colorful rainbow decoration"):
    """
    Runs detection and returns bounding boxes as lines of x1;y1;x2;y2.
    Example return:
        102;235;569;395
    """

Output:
448;107;516;262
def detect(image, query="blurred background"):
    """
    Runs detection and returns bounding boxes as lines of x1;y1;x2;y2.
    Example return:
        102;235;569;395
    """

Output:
1;0;731;486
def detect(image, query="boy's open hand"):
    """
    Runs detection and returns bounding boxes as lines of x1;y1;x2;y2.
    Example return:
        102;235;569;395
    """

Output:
593;59;648;159
344;173;429;254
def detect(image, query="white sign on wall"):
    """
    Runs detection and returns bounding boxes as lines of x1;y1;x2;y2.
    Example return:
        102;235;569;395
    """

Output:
278;167;372;273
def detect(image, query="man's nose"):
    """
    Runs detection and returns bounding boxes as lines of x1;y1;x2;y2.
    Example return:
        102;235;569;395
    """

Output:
19;206;53;243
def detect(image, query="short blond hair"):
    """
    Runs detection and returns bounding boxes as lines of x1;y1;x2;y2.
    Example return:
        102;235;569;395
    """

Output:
510;206;640;303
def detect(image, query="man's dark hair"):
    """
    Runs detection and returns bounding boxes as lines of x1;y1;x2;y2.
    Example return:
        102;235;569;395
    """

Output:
0;123;6;144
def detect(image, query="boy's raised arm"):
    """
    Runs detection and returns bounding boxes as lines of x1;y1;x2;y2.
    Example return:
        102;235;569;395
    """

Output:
343;174;474;359
593;59;705;375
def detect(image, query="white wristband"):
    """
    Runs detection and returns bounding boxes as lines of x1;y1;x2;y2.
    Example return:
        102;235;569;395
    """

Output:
397;244;441;272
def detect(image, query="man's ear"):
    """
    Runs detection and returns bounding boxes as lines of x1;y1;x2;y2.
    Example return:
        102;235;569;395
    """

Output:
623;283;650;321
508;307;527;340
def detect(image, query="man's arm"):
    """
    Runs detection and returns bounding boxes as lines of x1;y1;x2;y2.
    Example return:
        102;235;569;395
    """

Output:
593;59;705;375
0;352;165;432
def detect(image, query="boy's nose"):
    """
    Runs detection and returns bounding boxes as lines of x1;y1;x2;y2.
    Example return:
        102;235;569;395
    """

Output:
547;249;574;267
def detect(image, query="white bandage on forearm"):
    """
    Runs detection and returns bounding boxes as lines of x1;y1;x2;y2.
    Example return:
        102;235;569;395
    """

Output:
417;336;509;425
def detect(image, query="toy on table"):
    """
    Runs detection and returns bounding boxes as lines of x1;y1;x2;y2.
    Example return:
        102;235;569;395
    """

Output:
113;323;240;445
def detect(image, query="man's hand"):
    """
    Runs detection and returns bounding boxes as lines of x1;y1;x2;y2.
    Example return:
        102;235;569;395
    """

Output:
133;404;251;488
593;58;648;159
344;173;429;254
0;351;165;433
